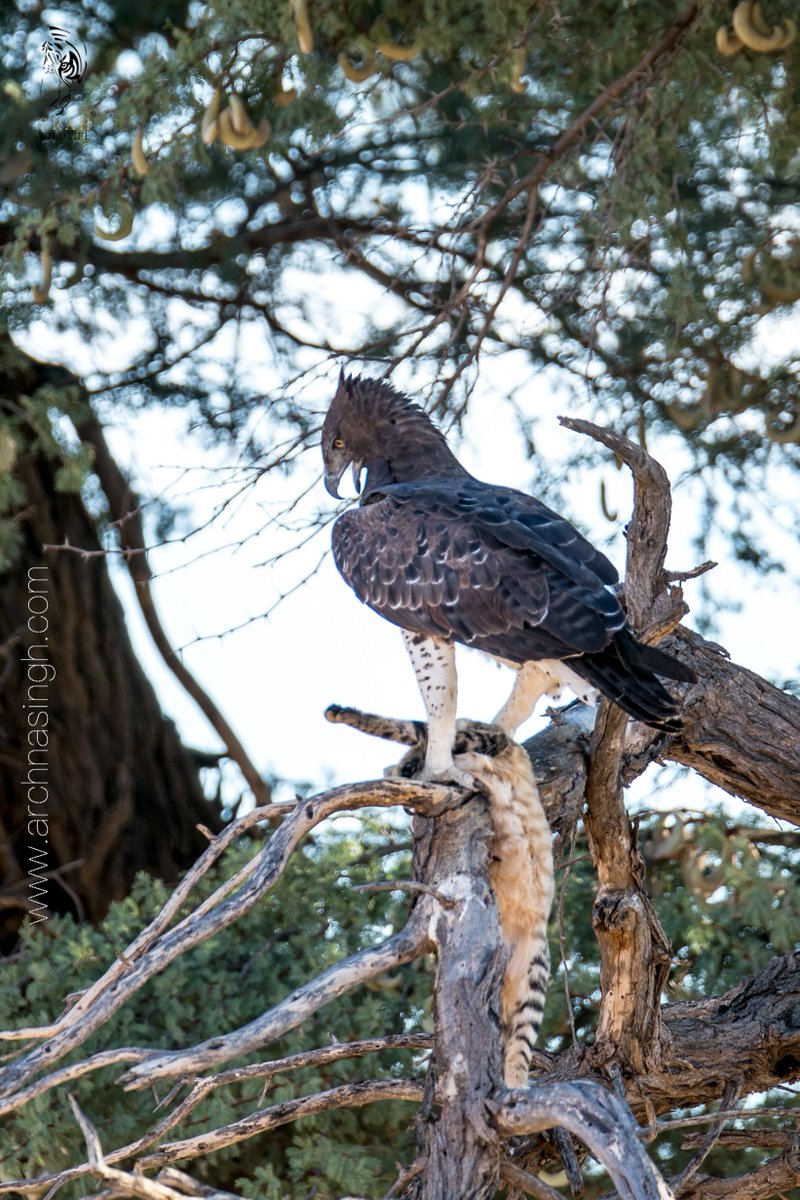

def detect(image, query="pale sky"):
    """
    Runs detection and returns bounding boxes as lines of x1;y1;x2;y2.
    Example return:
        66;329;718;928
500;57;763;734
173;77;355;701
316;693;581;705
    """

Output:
21;267;798;818
101;363;795;815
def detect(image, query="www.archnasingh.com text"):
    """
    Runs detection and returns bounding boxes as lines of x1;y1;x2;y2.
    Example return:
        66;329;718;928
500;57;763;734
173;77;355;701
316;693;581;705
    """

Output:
23;566;54;924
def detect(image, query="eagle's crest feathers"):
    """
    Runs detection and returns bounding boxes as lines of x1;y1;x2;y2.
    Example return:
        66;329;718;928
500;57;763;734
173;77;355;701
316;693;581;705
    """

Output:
322;373;468;499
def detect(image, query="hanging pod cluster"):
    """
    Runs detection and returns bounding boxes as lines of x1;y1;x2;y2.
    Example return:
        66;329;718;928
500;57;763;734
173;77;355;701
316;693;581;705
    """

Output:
200;88;271;150
290;0;420;82
716;1;796;55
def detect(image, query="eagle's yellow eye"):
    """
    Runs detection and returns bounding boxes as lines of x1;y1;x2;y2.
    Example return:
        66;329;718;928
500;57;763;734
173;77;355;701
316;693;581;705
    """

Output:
333;437;345;449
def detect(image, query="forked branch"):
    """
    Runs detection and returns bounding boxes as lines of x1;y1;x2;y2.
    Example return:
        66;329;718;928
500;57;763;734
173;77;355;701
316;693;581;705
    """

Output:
492;1080;674;1200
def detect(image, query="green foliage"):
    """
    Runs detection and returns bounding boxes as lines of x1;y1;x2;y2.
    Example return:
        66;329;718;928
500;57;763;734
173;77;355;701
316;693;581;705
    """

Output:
542;804;800;1193
0;819;429;1197
544;803;800;1042
1;0;797;527
3;805;797;1196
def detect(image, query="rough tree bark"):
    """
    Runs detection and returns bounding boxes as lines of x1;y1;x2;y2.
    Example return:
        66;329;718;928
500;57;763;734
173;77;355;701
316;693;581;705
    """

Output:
409;794;506;1200
0;341;222;943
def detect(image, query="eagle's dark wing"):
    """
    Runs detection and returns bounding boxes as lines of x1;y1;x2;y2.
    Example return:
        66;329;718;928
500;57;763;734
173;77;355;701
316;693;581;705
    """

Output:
331;478;625;663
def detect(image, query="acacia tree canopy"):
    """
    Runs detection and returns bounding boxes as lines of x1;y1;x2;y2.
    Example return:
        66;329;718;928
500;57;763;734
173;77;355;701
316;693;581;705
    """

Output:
1;0;799;546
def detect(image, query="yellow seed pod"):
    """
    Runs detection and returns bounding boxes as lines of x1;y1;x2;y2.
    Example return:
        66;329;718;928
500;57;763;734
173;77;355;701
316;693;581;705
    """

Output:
732;0;789;50
218;107;271;150
32;245;52;303
292;0;314;54
0;429;17;471
94;201;135;241
740;247;757;282
749;1;794;43
275;84;297;107
338;48;377;83
131;126;149;177
376;39;420;61
218;106;256;149
775;17;796;48
200;87;222;144
510;45;528;93
2;79;24;103
250;117;272;148
370;17;420;60
228;93;255;136
599;479;617;523
715;25;743;55
682;849;724;898
759;272;800;304
765;410;800;443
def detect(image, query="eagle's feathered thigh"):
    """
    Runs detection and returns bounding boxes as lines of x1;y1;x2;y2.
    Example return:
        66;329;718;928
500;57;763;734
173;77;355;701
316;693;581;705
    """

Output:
322;371;696;782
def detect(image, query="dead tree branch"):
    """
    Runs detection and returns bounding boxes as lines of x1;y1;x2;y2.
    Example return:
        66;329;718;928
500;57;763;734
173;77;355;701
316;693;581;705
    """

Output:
409;788;507;1198
0;779;448;1103
117;915;430;1088
678;1136;800;1200
136;1080;427;1170
668;627;800;825
68;1095;188;1200
491;1081;675;1200
559;418;680;1072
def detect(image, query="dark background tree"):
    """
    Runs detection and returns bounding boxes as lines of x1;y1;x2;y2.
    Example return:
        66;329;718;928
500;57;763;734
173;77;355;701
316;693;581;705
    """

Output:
0;336;223;944
0;1;798;1197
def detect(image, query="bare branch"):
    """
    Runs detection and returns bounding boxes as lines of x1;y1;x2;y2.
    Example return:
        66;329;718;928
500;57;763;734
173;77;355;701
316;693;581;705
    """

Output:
67;1096;188;1200
118;914;430;1088
352;880;459;907
0;779;448;1102
669;1078;742;1194
678;1137;800;1200
560;417;676;1071
136;1080;426;1169
668;628;800;827
491;1081;674;1200
558;415;682;632
76;411;271;808
156;1168;243;1199
499;1159;564;1200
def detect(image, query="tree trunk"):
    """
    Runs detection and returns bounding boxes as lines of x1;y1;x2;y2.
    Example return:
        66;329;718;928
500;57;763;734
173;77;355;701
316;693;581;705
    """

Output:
410;797;505;1200
0;346;222;946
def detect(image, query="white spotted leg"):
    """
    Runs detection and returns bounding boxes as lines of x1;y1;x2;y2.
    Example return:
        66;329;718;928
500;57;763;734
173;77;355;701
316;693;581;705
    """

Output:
401;631;476;787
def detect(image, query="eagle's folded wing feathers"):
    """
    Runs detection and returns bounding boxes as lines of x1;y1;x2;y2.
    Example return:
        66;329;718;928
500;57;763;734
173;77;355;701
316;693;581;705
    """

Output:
332;479;625;663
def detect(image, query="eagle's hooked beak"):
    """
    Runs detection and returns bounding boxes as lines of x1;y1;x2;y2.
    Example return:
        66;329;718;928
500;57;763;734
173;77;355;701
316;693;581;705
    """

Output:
323;456;364;498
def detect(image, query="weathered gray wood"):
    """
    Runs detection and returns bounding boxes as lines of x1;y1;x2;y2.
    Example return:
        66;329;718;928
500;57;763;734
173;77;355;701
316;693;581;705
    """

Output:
0;779;448;1100
492;1080;674;1200
667;627;800;826
410;797;505;1200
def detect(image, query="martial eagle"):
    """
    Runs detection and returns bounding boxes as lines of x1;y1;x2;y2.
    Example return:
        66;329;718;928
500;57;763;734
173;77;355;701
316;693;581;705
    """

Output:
322;372;695;783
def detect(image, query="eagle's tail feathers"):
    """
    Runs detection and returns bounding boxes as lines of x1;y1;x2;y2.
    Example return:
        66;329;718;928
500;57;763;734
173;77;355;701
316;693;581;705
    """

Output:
573;631;694;732
620;634;698;684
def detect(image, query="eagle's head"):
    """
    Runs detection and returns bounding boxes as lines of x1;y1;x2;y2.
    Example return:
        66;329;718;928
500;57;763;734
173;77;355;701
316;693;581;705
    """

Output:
321;371;381;497
321;369;466;498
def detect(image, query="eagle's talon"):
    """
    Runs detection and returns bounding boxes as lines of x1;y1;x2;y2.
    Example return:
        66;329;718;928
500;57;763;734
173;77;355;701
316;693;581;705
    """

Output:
414;762;482;791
